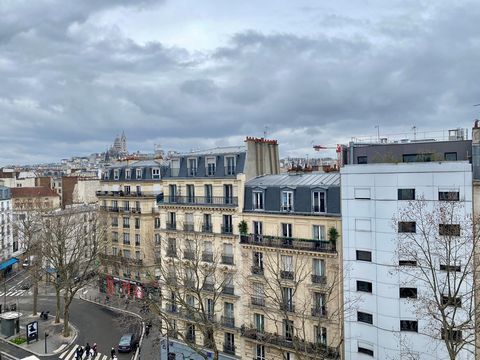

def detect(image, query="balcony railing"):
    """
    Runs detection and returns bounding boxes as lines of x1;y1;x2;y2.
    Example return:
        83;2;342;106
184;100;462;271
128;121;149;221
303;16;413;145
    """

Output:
280;271;294;280
96;190;157;198
240;327;340;359
99;253;143;266
221;254;234;265
158;195;238;207
202;283;215;292
223;344;236;355
167;248;177;258
166;222;176;230
221;226;233;235
202;252;213;262
222;286;235;296
251;266;264;276
183;223;195;232
251;297;265;307
166;303;178;313
280;302;295;313
311;275;327;285
311;306;328;318
240;234;337;253
202;224;213;233
221;316;235;328
183;250;195;260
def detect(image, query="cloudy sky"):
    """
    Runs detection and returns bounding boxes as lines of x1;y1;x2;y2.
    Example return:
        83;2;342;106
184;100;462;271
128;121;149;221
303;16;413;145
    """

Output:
1;0;479;165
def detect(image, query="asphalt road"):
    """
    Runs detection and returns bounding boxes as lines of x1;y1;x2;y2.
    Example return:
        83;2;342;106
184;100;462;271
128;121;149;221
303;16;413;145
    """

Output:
0;271;141;360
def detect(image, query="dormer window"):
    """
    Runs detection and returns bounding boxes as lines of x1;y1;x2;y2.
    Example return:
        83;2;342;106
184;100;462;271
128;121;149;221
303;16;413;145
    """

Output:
125;169;131;180
136;168;143;179
113;169;120;180
188;158;198;176
253;191;264;210
152;168;160;179
104;171;110;180
312;191;326;213
281;191;294;212
225;156;236;175
206;157;216;176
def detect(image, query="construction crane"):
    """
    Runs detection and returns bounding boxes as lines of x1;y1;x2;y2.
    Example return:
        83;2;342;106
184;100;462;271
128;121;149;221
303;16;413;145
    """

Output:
313;144;344;169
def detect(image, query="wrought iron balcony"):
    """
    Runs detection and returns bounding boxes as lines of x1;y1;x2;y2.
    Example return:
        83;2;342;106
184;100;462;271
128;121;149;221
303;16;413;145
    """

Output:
280;271;294;280
202;283;215;292
183;250;195;260
223;344;236;355
221;254;234;265
221;226;233;235
222;285;235;295
311;306;328;318
166;248;177;258
280;302;295;313
183;223;195;232
202;252;214;262
166;221;176;230
221;316;235;328
158;195;238;207
96;190;157;198
311;275;327;285
251;265;264;276
202;224;213;233
251;297;265;307
240;234;337;254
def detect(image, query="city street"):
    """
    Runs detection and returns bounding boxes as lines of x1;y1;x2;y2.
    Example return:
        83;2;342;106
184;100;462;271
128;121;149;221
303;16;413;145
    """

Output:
0;270;142;360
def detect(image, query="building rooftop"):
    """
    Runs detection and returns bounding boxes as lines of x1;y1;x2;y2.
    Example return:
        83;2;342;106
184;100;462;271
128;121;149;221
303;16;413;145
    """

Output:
108;160;163;169
246;173;340;187
174;146;246;157
11;187;60;198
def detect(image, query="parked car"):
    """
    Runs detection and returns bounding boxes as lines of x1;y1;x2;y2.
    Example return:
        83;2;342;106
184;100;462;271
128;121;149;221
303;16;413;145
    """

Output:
21;282;31;290
118;333;137;353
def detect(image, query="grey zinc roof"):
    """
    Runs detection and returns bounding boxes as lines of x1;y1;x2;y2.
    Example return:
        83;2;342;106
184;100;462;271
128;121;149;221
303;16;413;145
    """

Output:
175;146;246;157
246;173;340;187
108;160;162;169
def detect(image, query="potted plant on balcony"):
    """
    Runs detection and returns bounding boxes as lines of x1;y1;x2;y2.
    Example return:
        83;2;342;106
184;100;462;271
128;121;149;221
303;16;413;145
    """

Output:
238;220;248;242
328;227;338;251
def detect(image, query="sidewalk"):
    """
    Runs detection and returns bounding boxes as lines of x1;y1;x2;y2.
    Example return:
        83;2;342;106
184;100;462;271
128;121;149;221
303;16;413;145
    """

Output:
78;285;158;360
2;313;76;357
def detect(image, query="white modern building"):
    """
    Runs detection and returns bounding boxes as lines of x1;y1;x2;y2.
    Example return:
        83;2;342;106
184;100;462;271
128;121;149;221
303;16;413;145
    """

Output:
342;161;474;360
0;186;19;267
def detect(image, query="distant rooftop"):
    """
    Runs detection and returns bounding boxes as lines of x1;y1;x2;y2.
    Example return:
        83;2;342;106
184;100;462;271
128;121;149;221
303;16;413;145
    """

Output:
11;187;59;198
247;173;340;187
175;146;246;157
350;128;469;145
108;159;163;169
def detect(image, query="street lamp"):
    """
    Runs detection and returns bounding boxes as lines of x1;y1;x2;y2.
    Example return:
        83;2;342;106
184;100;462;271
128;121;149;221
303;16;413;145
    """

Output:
44;331;49;353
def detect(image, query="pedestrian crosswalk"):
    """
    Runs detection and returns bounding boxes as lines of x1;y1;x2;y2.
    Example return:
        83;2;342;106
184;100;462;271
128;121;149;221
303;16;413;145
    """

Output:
59;345;110;360
0;283;32;297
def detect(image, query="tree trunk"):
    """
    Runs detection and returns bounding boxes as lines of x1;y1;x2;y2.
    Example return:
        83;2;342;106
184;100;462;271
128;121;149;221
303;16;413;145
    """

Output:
62;293;70;337
55;288;61;323
32;279;38;316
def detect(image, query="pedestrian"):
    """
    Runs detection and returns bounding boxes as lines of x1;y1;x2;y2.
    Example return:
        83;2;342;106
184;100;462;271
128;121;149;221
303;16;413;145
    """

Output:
111;347;116;358
92;343;98;356
78;346;84;360
85;343;91;359
90;348;95;358
75;347;82;360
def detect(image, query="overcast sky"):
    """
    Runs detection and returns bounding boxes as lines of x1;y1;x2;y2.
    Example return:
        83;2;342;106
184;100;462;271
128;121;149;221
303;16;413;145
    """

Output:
1;0;479;165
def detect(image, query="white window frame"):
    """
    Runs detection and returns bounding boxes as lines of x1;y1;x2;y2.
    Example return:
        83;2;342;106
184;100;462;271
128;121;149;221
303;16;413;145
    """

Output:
136;168;143;179
152;168;160;179
312;190;326;213
113;169;120;180
253;191;264;210
312;225;326;240
206;157;216;176
281;191;294;212
125;168;131;180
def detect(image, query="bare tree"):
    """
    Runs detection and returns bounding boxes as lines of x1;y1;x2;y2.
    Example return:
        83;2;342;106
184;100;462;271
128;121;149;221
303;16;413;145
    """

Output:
240;240;343;360
39;205;107;336
394;196;479;359
143;227;233;360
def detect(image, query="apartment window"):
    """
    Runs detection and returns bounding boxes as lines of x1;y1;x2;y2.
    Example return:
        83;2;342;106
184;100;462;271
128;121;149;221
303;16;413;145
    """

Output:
135;234;140;246
114;170;119;180
136;185;141;194
255;345;265;360
354;188;371;200
442;295;462;307
123;233;130;245
124;185;131;194
399;287;417;298
224;333;235;353
358;346;374;357
357;156;368;164
312;225;326;240
314;326;327;346
254;313;265;332
187;185;195;203
125;169;131;179
136;168;142;179
204;185;212;203
313;292;326;315
444;152;457;161
123;201;130;211
440;264;461;272
253;252;264;270
112;247;118;256
442;328;462;342
282;287;294;311
206;157;216;176
168;212;176;229
154;217;160;229
135;201;140;211
253;221;263;236
135;218;140;229
400;320;418;332
111;217;118;227
155;234;160;245
123;217;130;228
253;283;264;302
222;215;233;233
152;168;160;179
167;238;177;257
357;281;372;293
222;243;234;264
281;255;293;279
253;191;264;210
282;223;293;238
225;156;236;175
439;224;460;236
312;190;326;213
281;191;294;212
357;311;373;324
224;184;233;204
399;260;417;266
188;158;198;176
112;232;118;243
398;221;416;233
439;191;460;201
203;214;212;232
312;259;325;277
398;188;415;200
168;185;177;202
356;250;372;262
283;319;294;341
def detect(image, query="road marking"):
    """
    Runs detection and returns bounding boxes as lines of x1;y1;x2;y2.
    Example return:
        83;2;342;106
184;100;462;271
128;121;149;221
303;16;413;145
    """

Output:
60;344;78;359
